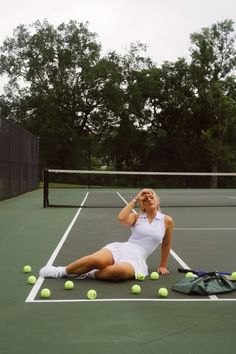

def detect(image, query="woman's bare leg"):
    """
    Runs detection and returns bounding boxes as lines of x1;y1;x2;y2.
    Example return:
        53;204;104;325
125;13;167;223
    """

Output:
65;249;114;276
94;262;135;281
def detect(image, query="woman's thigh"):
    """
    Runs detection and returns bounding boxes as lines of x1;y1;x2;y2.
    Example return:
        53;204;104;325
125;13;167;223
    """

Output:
95;262;135;281
90;248;114;268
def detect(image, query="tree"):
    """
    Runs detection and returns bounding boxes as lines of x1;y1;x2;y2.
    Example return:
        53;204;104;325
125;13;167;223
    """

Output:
101;42;154;170
190;19;236;181
149;59;198;171
126;58;199;172
0;20;123;167
1;19;236;177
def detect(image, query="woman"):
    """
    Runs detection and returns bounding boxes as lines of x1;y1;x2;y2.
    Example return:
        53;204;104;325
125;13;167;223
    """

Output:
39;189;174;281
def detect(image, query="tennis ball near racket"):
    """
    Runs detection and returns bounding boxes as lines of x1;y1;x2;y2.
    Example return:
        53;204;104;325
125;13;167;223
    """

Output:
23;265;32;273
87;289;97;300
27;275;37;285
131;284;141;294
64;280;74;290
185;272;194;278
158;287;168;298
40;288;51;298
230;272;236;281
136;273;145;281
150;271;159;280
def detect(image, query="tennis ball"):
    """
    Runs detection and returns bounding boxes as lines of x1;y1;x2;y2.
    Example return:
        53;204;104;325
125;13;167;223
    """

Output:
23;265;32;273
230;272;236;281
64;280;74;290
27;275;37;285
131;284;141;294
136;273;145;281
87;289;97;300
186;272;194;278
150;271;159;280
40;288;51;298
158;287;168;298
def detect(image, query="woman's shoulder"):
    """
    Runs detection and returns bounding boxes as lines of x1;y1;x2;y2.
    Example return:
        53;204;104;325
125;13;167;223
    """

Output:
164;214;174;227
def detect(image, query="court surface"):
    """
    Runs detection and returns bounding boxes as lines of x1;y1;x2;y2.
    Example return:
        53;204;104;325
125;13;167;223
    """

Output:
1;188;236;354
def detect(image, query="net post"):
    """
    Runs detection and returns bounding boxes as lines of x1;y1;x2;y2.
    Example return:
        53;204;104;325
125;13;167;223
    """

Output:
43;169;49;207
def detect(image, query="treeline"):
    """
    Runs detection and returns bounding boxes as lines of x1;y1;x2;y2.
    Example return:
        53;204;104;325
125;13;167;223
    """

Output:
0;19;236;173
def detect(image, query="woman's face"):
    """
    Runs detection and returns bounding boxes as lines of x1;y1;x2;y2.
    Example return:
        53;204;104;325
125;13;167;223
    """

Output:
140;189;159;211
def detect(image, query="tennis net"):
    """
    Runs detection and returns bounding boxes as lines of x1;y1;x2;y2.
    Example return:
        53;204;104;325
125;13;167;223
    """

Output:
42;169;236;208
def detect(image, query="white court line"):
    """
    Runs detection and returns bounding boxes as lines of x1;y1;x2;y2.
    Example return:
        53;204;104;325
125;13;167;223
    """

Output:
117;192;219;302
25;192;90;303
175;228;236;231
30;298;236;303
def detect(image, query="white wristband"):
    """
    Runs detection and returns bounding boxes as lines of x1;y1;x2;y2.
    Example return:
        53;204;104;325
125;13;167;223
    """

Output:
131;199;137;204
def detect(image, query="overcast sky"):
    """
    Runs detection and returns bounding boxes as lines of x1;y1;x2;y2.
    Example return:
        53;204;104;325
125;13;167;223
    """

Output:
0;0;236;93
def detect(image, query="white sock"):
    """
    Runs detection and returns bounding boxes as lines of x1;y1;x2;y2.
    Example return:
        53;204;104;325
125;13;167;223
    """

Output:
59;266;68;277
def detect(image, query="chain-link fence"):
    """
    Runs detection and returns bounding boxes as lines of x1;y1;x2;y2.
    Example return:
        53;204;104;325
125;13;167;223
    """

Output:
40;135;236;174
0;117;39;200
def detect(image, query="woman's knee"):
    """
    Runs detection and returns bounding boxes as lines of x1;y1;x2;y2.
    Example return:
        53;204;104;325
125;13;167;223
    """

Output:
88;249;114;269
109;263;135;280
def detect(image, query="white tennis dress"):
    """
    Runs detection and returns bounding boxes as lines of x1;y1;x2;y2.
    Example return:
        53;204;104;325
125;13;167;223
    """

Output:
103;211;166;277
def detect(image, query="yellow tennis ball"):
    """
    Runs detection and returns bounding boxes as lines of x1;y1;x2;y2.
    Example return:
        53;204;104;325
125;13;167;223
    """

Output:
64;280;74;290
150;271;159;280
158;287;168;298
27;275;37;285
230;272;236;281
87;289;97;300
40;288;51;298
186;272;194;278
136;273;145;281
131;284;141;294
23;265;32;273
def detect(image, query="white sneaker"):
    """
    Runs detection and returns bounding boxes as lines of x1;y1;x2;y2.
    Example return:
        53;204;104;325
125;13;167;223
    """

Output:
39;265;65;278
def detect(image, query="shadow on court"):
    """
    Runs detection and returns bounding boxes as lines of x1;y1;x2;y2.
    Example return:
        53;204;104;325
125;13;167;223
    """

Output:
1;189;236;354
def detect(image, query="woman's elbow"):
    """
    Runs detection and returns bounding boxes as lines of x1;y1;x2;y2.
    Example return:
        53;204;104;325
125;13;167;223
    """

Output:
118;214;125;223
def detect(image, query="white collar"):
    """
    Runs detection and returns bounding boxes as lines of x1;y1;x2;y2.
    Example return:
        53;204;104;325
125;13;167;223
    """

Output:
140;211;162;221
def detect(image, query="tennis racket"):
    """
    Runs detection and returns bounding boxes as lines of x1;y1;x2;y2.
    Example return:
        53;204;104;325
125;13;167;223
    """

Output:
178;267;231;276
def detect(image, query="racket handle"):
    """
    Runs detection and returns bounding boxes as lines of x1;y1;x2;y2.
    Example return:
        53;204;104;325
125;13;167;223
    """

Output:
178;268;211;276
178;268;198;274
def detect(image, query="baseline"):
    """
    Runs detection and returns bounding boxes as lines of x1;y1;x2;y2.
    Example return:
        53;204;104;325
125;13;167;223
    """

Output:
29;298;236;303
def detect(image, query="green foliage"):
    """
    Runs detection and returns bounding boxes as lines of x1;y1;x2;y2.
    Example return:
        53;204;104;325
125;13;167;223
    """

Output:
0;19;236;174
190;20;236;170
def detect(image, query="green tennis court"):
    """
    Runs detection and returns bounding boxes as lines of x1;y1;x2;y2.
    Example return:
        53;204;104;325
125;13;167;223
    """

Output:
1;187;236;354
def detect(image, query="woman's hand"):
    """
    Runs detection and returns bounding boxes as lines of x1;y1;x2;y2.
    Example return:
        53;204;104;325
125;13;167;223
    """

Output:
157;267;170;275
134;189;152;203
